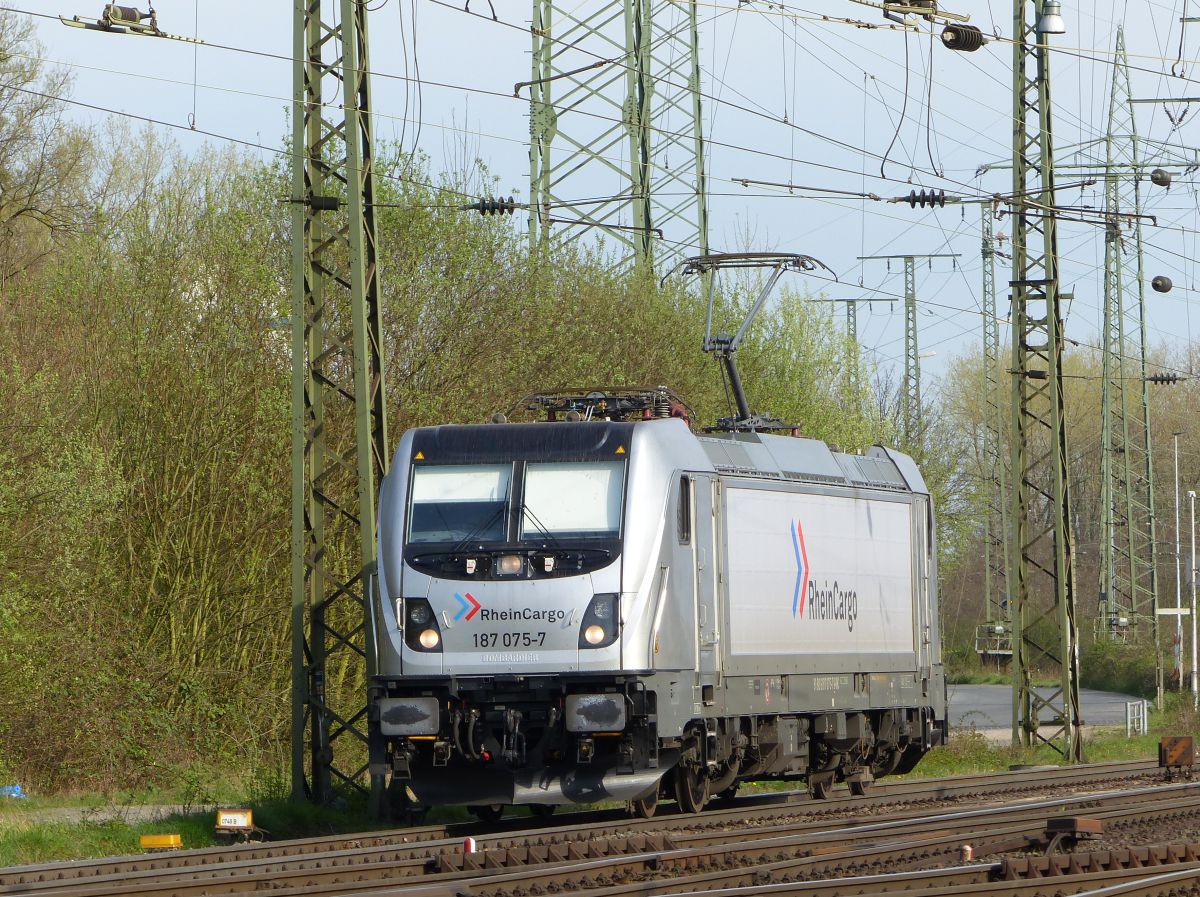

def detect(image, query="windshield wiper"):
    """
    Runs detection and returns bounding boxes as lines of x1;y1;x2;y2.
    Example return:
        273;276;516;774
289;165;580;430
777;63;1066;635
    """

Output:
518;503;565;553
447;504;507;556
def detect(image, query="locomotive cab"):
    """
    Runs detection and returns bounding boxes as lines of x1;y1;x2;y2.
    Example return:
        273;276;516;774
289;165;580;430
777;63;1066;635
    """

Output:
369;415;693;813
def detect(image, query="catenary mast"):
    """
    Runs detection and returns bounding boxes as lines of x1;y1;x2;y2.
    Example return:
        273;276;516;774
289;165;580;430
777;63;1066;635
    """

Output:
290;0;389;811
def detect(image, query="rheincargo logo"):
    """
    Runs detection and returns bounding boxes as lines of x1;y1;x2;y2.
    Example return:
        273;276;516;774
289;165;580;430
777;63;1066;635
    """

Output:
806;580;858;632
791;519;858;631
479;607;568;624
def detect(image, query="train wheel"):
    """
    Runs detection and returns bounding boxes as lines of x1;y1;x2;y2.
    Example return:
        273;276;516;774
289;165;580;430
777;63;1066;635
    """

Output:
808;777;831;800
848;777;870;796
469;804;505;823
675;763;709;813
871;746;902;779
631;788;658;819
529;804;555;820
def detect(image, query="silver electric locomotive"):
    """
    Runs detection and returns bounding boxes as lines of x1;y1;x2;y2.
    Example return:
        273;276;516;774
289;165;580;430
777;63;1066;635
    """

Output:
369;391;946;818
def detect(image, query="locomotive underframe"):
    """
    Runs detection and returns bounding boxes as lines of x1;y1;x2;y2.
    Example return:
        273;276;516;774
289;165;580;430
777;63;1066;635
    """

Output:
369;668;944;812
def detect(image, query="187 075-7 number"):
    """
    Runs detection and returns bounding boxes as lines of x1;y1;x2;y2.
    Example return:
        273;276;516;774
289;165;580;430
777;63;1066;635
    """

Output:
472;631;547;649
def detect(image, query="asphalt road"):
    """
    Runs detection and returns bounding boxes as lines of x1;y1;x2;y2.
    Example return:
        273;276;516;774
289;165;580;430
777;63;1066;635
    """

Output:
948;683;1144;733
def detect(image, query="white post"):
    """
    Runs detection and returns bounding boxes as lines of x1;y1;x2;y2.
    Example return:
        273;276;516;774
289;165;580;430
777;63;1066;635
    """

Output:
1190;490;1197;710
1176;433;1184;689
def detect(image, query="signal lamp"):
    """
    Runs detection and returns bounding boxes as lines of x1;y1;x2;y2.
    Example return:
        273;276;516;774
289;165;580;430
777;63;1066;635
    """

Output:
497;555;523;575
579;593;619;648
403;598;442;652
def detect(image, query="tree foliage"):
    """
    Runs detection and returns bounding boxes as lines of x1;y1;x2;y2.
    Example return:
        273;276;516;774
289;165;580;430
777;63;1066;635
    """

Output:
0;18;954;790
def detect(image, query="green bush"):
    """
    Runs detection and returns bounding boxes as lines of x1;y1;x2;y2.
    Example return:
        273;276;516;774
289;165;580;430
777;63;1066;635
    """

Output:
1080;640;1158;698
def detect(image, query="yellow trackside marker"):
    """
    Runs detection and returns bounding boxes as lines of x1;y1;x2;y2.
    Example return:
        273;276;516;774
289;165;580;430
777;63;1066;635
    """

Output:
140;834;182;850
414;451;425;460
616;446;625;454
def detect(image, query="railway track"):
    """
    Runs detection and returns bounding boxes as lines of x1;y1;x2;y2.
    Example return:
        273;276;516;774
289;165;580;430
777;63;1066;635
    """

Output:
0;759;1190;897
0;757;1163;889
563;844;1200;897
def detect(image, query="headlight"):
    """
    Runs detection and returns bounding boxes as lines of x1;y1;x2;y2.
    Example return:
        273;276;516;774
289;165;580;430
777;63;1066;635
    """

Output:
579;592;619;648
496;554;523;575
403;598;442;653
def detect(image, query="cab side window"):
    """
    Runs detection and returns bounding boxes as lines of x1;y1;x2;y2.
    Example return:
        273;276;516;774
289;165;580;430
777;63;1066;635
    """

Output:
677;476;691;544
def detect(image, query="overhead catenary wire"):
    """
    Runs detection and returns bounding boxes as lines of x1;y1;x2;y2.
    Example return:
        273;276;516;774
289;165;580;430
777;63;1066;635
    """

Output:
16;2;1200;371
9;4;1001;202
23;0;1136;221
0;6;1171;395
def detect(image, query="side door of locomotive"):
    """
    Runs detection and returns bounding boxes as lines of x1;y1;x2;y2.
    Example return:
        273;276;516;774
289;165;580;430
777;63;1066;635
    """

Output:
692;474;721;691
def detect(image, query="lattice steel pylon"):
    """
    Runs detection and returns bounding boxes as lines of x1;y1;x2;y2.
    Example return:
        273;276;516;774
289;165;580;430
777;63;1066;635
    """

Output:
528;0;709;271
828;296;896;398
977;208;1013;659
859;253;959;445
902;257;919;443
290;0;389;808
1098;27;1159;644
1008;0;1081;760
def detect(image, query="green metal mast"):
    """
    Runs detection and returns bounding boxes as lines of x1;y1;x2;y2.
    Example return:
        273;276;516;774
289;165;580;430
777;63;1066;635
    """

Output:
977;208;1013;660
1009;0;1081;760
902;256;919;443
859;253;959;445
290;0;389;806
529;0;709;271
828;296;895;399
1098;28;1159;645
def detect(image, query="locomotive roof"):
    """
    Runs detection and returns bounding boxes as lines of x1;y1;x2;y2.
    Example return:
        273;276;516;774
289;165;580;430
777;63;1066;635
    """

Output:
399;419;928;496
696;431;928;496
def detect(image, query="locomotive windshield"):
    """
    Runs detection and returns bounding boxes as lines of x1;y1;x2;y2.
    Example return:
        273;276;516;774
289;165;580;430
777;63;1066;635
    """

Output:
520;461;623;540
408;459;625;545
408;464;511;543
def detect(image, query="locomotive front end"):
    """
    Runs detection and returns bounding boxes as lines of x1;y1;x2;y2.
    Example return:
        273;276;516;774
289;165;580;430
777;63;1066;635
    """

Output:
369;420;668;813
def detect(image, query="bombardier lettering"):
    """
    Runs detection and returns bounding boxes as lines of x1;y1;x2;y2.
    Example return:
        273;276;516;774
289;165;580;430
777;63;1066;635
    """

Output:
479;607;568;624
806;580;859;632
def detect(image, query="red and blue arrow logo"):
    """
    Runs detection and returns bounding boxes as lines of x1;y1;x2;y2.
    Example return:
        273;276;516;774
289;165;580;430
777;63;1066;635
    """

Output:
791;520;809;618
454;592;482;621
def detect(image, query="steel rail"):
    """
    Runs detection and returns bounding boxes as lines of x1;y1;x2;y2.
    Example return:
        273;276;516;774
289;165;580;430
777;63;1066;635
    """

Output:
632;862;1200;897
5;779;1197;897
404;788;1200;897
0;757;1162;889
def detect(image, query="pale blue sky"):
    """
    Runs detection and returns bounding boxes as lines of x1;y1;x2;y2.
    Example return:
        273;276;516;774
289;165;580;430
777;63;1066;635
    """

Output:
25;1;1200;385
